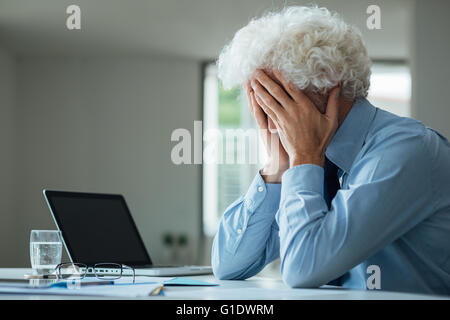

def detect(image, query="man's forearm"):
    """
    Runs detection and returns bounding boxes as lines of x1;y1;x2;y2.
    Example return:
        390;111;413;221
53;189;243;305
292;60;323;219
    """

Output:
212;173;281;279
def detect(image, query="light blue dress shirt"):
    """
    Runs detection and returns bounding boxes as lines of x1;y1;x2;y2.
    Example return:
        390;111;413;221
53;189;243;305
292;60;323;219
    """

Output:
211;98;450;295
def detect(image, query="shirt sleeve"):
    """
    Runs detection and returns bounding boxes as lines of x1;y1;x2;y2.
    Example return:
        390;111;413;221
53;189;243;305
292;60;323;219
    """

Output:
212;172;281;280
276;133;435;288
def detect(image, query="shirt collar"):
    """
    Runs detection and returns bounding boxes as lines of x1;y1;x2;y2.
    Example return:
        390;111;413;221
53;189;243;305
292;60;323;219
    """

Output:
325;98;377;173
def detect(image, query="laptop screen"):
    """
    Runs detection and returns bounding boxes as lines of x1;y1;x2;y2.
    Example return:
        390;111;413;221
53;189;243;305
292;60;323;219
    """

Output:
44;190;152;266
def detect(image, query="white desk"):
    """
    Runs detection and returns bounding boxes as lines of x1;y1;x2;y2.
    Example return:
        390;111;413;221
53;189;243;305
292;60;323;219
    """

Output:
0;268;447;300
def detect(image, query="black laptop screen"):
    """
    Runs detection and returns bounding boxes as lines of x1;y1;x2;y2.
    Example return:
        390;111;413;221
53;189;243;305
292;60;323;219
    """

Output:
45;191;152;266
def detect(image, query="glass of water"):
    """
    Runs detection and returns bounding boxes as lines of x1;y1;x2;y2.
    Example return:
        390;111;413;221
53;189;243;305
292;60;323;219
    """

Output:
30;230;63;275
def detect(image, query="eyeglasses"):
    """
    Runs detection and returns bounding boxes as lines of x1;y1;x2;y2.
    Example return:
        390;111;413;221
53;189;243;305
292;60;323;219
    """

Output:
55;262;135;283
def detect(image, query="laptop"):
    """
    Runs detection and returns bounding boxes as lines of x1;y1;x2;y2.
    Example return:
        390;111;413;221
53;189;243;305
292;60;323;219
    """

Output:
43;190;212;276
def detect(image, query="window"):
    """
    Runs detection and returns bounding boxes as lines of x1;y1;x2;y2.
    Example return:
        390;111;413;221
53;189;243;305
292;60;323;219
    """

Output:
202;63;261;237
367;61;411;117
202;61;411;238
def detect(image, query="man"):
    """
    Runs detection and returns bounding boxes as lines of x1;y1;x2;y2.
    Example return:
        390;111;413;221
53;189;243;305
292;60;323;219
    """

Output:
211;6;450;295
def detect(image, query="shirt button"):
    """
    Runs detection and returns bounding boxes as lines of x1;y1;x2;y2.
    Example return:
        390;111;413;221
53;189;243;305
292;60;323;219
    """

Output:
257;186;264;192
237;228;243;234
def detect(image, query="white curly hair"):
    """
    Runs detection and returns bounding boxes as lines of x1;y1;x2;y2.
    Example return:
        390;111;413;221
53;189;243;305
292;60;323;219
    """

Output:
217;5;371;100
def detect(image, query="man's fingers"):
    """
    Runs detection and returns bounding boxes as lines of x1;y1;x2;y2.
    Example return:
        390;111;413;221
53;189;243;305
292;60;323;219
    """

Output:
271;69;318;111
250;91;268;129
272;70;308;102
254;70;293;108
272;70;303;102
267;116;278;133
244;81;255;114
254;92;281;127
251;79;286;121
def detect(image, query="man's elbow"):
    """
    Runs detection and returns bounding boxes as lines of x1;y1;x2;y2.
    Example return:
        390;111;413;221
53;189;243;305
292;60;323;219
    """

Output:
212;260;235;280
280;260;323;289
211;246;240;280
282;272;319;288
211;250;254;280
213;259;253;280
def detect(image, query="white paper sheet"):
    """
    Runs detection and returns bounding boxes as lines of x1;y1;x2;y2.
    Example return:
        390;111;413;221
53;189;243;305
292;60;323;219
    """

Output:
0;280;163;298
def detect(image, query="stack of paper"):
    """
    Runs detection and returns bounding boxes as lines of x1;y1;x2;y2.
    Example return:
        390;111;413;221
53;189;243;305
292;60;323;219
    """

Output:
0;278;162;298
0;276;217;298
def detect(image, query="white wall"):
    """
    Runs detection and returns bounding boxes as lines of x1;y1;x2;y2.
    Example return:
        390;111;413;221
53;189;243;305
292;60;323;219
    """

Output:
0;0;410;60
0;47;17;266
9;56;202;267
410;0;450;139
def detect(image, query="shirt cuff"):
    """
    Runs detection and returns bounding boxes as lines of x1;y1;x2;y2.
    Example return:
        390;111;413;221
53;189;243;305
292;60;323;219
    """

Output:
281;164;324;199
277;164;326;231
244;172;281;213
